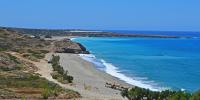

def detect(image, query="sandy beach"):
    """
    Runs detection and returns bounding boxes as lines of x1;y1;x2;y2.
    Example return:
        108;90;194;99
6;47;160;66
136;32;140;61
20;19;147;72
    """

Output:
46;53;130;100
43;36;132;99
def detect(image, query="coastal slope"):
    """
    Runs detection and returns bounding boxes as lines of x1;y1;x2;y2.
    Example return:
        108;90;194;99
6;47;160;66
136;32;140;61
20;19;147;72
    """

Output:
0;28;129;99
0;28;81;99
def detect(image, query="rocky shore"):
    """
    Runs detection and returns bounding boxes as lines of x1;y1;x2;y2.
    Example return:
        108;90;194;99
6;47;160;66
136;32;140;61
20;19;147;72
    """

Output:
52;38;90;54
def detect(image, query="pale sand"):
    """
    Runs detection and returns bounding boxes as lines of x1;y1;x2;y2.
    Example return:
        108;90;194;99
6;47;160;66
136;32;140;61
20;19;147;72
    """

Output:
9;52;128;99
45;36;131;99
46;53;130;100
45;36;78;41
8;37;131;99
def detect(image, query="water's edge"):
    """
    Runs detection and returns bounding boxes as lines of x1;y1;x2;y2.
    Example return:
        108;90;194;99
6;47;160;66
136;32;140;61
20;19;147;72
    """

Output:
72;36;169;91
78;53;169;91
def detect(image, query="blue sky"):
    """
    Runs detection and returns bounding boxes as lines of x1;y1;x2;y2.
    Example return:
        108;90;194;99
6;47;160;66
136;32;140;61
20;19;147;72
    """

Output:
0;0;200;31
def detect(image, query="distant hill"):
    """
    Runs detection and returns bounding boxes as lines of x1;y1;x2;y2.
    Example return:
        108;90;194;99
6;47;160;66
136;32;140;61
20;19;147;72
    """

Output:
0;26;179;38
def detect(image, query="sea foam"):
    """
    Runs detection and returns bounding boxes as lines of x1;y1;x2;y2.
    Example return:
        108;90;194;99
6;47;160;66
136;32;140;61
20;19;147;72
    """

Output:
70;37;76;41
79;54;167;91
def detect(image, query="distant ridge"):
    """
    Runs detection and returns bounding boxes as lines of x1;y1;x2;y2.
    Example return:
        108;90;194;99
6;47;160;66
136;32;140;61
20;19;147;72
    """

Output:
0;26;181;38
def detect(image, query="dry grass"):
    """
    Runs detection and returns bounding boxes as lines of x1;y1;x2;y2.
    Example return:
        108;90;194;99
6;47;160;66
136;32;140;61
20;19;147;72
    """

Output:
12;88;43;94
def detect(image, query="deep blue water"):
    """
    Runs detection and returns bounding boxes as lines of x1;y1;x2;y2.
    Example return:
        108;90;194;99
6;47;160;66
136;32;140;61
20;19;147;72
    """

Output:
73;31;200;92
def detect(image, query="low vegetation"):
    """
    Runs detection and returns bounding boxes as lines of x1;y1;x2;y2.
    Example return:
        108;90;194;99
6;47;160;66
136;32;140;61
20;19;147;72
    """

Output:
50;55;73;84
22;49;49;61
121;86;200;100
0;29;51;50
0;28;50;62
0;28;80;99
0;71;80;99
0;52;80;99
0;53;23;71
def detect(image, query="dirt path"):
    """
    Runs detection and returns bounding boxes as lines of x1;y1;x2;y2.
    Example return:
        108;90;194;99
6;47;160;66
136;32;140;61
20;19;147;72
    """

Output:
8;52;126;100
8;52;55;82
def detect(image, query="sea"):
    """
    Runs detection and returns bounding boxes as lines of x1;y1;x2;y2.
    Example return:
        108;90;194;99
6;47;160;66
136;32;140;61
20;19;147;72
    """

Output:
72;30;200;92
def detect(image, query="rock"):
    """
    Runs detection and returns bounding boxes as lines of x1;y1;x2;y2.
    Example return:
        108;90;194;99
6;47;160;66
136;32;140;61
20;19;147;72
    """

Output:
54;39;90;54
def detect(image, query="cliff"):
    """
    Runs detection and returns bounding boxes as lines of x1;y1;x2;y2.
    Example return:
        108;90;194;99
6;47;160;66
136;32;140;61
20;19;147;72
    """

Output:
54;39;89;54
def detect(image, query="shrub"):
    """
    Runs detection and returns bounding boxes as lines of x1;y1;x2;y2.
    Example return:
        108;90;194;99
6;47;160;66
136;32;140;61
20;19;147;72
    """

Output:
42;89;51;99
0;48;7;51
169;91;191;100
57;66;64;75
39;50;49;53
32;53;45;59
51;71;62;79
190;90;200;100
22;53;38;61
63;71;73;83
45;35;52;38
7;54;20;64
121;89;128;98
51;55;73;83
51;55;60;65
26;49;46;59
121;87;193;100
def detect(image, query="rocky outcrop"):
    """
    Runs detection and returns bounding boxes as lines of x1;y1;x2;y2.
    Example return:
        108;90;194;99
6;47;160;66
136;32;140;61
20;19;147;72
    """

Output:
54;39;89;54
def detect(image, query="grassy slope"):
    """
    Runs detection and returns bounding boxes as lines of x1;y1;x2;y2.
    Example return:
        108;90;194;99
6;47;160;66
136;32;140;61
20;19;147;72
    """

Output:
0;29;80;99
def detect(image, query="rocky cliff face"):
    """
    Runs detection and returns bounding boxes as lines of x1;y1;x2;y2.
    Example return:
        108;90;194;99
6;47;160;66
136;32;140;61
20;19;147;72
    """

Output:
54;39;89;54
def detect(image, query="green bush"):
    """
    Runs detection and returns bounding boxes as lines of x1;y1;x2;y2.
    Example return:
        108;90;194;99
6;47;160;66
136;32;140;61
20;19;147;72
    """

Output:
121;87;194;100
190;90;200;100
57;66;64;75
51;71;62;79
22;53;38;61
169;91;191;100
51;55;73;83
0;71;63;91
39;50;49;53
32;53;45;59
26;49;46;59
63;71;73;83
8;54;20;64
121;89;128;98
42;89;51;99
0;47;7;51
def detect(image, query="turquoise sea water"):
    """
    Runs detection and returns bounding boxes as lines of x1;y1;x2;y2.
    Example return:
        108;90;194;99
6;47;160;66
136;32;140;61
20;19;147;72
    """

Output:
73;34;200;92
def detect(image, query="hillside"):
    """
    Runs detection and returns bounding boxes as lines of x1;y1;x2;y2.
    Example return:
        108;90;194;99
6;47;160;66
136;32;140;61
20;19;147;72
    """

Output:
0;29;81;99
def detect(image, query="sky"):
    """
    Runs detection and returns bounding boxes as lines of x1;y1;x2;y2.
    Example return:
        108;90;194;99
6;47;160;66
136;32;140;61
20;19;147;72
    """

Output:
0;0;200;31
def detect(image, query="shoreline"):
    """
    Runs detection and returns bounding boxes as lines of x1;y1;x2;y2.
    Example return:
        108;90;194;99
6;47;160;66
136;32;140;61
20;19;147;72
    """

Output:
73;37;165;91
78;54;162;91
51;36;164;91
48;36;132;99
50;36;200;93
48;53;130;99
